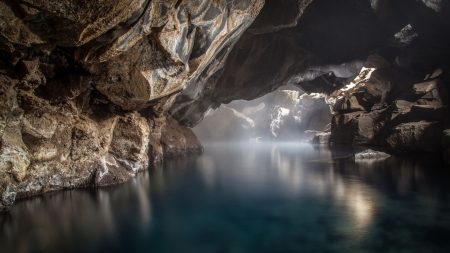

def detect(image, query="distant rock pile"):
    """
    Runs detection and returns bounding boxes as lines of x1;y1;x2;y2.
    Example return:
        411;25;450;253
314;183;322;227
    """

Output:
328;64;449;154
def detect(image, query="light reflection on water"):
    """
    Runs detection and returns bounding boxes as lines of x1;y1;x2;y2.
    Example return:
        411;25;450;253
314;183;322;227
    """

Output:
1;143;450;253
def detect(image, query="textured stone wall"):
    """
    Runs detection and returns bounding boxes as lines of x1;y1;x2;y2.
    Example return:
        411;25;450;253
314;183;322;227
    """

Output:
0;0;264;211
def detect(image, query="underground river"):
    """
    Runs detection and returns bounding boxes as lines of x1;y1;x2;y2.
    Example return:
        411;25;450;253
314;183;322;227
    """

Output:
1;143;450;253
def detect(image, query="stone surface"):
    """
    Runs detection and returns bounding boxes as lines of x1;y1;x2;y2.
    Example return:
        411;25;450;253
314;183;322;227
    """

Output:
161;116;203;157
386;122;444;153
311;132;331;144
354;149;390;159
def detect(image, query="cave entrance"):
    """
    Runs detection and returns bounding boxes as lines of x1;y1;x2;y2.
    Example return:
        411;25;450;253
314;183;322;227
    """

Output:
193;84;333;143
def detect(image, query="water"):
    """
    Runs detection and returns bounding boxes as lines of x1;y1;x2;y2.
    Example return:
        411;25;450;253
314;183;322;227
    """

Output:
1;143;450;253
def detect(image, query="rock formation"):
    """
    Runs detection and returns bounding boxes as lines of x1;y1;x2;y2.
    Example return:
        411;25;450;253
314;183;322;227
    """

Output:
0;0;263;211
1;0;450;211
193;89;332;142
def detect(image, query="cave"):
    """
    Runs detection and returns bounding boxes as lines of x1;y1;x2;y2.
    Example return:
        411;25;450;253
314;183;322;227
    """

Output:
1;0;450;252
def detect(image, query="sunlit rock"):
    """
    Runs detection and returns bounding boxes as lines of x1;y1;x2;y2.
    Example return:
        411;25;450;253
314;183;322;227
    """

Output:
274;90;300;109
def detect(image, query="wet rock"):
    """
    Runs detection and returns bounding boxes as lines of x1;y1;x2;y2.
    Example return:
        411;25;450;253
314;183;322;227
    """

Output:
353;110;391;145
0;182;16;212
147;117;166;164
354;149;390;159
311;132;331;144
161;117;203;157
330;112;361;145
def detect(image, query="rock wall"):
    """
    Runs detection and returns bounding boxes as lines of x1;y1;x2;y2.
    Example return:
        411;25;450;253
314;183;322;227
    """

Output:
329;64;449;153
0;0;264;211
1;0;450;211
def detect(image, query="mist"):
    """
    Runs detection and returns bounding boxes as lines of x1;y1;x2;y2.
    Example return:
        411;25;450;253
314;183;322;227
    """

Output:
193;84;333;144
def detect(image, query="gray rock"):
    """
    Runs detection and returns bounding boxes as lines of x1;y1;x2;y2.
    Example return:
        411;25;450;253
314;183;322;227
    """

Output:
354;149;390;159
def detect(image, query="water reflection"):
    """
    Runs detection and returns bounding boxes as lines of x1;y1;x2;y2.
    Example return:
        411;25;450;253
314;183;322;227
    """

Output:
1;172;153;253
1;143;450;253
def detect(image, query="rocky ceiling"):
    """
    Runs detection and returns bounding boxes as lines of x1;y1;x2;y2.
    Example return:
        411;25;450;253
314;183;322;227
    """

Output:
1;0;450;211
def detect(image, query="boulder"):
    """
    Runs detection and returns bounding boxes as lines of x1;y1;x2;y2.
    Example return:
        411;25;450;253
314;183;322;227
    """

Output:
330;112;361;145
354;149;390;159
386;121;444;153
161;117;203;157
311;132;331;144
332;95;365;112
363;54;391;69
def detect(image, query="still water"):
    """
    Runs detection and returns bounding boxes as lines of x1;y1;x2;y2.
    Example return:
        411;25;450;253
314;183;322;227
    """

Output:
1;143;450;253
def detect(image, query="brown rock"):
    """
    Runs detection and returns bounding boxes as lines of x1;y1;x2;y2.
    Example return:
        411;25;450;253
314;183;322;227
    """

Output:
108;113;150;173
413;79;441;94
353;110;391;145
363;54;391;69
311;132;331;144
161;116;203;157
386;121;444;153
330;112;362;145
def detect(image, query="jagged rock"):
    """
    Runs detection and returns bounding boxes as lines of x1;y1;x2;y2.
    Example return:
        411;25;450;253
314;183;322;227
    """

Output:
354;149;390;159
147;117;166;164
269;106;291;138
311;132;331;144
362;67;421;104
330;112;361;145
108;113;150;172
386;121;444;153
353;110;392;145
393;100;415;113
241;103;266;118
363;54;391;69
161;117;203;157
413;79;442;94
274;90;300;109
333;95;365;112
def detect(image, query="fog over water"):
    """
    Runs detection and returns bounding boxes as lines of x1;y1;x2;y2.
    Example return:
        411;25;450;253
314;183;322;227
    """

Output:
192;84;334;143
1;143;450;253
